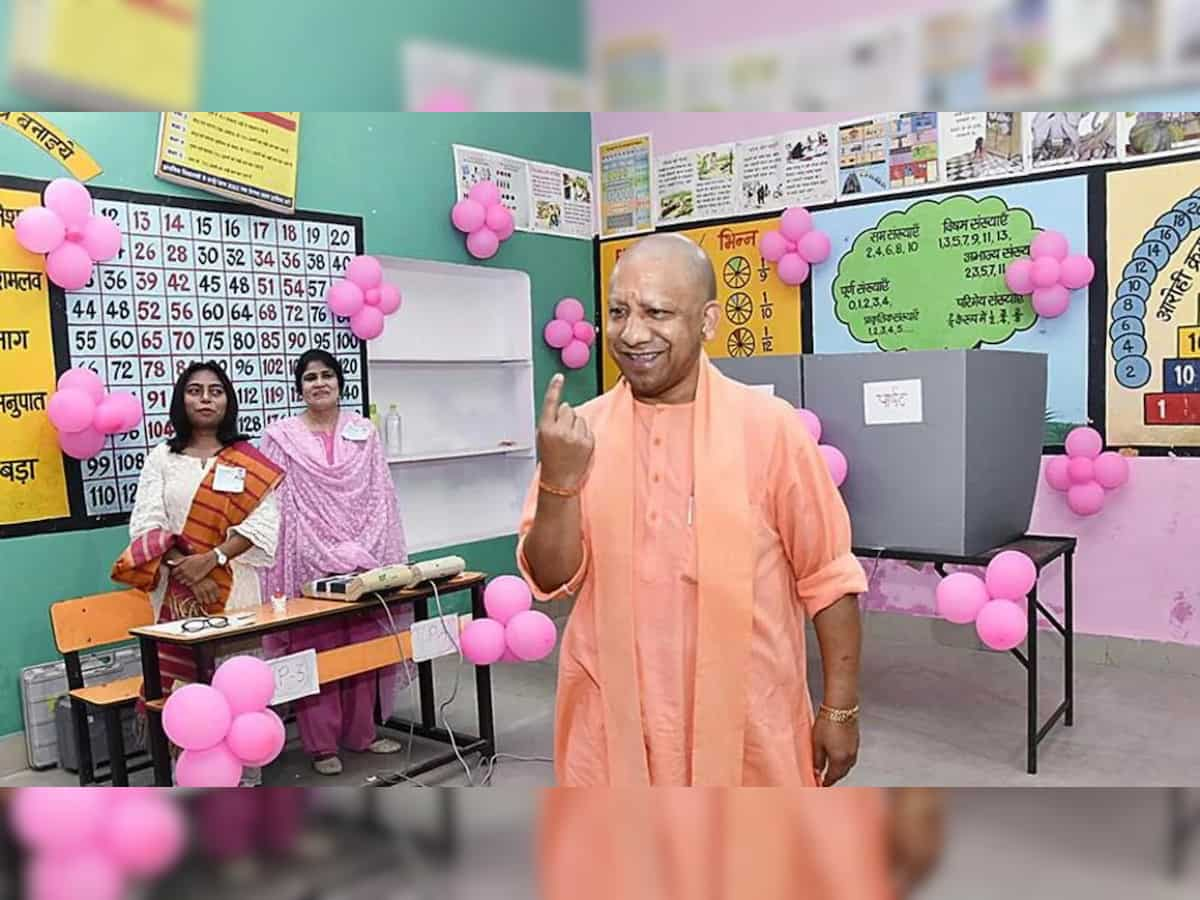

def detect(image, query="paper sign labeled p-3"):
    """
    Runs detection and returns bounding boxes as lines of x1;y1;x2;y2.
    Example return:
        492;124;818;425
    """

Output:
863;378;923;425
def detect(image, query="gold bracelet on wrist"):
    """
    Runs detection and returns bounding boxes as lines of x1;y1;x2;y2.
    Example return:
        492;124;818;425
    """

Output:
539;479;582;498
817;703;860;724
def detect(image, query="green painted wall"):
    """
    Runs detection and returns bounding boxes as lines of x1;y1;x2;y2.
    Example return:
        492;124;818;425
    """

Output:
0;0;585;108
0;111;596;737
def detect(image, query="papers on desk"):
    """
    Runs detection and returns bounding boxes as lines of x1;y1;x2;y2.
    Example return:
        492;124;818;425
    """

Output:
136;612;259;638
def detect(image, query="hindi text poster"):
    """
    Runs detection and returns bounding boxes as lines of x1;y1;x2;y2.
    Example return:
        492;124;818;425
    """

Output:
597;134;653;238
453;144;533;232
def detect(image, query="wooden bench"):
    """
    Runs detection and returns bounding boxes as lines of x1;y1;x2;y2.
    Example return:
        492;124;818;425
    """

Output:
48;589;155;786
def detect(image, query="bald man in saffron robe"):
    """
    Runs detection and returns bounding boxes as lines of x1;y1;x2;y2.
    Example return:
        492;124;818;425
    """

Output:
518;233;868;786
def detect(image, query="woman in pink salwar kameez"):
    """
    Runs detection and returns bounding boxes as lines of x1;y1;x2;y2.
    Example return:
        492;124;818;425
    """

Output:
261;349;414;776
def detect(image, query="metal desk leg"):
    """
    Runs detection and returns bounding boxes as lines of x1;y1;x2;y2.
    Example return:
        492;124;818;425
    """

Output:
1027;585;1038;775
103;706;129;786
471;582;496;757
1065;551;1074;727
139;636;172;786
413;597;437;730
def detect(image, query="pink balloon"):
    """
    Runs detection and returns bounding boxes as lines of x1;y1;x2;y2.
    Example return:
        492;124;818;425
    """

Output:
47;388;96;433
1032;285;1070;318
1005;257;1035;295
975;599;1027;651
1059;254;1095;290
418;89;471;112
80;214;122;261
43;178;92;228
985;550;1037;600
936;572;990;625
350;305;385;340
45;241;94;290
14;205;65;253
93;395;128;435
174;743;243;787
468;180;501;208
505;609;558;662
499;647;520;662
466;227;500;259
234;709;287;767
1030;230;1069;261
796;408;822;442
555;297;586;323
212;655;276;715
1065;426;1103;459
785;239;797;252
562;340;591;370
58;426;106;460
1068;456;1094;485
105;794;187;877
346;255;383;290
484;575;534;624
776;252;810;286
759;229;789;263
485;203;515;240
460;617;506;665
162;683;233;752
227;711;287;766
326;279;365;317
1067;481;1105;517
451;198;487;233
779;207;813;241
111;390;144;431
1044;456;1071;492
364;287;382;306
544;319;573;349
797;229;831;264
377;283;402;315
1093;451;1129;490
57;366;105;402
1031;256;1061;289
818;443;847;487
572;320;596;346
8;787;108;853
27;851;124;900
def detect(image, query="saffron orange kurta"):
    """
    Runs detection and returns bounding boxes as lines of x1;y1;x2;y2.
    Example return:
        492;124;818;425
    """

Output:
517;358;867;786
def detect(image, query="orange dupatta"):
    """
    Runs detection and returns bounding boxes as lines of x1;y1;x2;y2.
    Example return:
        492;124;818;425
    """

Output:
582;355;757;786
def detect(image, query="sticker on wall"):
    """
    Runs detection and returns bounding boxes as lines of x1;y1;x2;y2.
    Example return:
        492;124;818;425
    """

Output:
0;113;102;180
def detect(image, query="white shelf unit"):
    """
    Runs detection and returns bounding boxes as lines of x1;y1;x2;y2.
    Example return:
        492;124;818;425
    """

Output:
369;257;536;554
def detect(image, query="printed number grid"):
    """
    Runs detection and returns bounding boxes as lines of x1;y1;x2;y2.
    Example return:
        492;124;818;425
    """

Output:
65;201;361;517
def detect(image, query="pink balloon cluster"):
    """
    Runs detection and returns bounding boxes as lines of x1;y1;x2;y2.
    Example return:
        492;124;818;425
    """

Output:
459;575;558;665
162;655;286;787
8;787;186;900
758;207;832;286
451;180;515;260
48;367;143;460
936;550;1036;651
418;89;472;112
796;407;848;488
14;178;122;290
1044;426;1130;517
1004;230;1095;319
544;297;596;370
325;255;401;341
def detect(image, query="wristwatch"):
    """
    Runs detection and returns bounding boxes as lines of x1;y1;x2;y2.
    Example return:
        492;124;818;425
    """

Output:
213;547;229;568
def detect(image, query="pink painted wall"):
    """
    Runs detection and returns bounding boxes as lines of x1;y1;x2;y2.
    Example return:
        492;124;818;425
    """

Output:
589;106;1200;647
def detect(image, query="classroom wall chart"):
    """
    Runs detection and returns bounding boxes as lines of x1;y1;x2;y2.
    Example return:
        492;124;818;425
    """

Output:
598;214;800;393
1106;158;1200;447
0;174;367;536
811;177;1090;444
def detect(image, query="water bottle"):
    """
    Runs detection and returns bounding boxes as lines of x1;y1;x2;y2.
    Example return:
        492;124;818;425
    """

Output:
385;404;402;456
368;402;380;436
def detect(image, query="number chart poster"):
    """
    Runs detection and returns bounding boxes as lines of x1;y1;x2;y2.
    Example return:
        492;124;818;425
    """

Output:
0;174;367;534
811;176;1090;443
598;216;801;392
1106;159;1200;447
0;186;69;527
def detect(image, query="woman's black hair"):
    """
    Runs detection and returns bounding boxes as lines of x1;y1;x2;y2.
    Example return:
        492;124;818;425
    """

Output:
167;361;248;453
294;348;345;395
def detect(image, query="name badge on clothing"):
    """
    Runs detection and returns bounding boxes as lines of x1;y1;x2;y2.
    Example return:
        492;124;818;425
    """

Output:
341;421;372;442
213;464;246;493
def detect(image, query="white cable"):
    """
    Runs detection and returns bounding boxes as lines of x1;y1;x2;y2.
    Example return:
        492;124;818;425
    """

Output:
428;579;475;786
374;591;424;786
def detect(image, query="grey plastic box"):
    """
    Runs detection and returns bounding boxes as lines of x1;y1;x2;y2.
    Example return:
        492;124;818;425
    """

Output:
801;349;1048;556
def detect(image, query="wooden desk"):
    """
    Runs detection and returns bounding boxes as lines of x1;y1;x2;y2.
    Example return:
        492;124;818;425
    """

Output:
134;572;495;786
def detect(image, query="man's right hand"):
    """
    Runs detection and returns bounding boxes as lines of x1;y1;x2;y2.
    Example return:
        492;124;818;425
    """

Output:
537;374;595;491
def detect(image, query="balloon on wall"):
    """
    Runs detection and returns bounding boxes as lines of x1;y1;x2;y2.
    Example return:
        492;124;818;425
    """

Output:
1004;229;1095;319
14;178;122;290
1043;426;1130;517
758;207;831;286
48;368;144;460
324;255;402;341
451;180;515;260
544;296;596;371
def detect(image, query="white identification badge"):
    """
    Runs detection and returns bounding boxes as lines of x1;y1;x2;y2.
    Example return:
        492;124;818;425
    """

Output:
342;421;371;442
213;464;246;493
